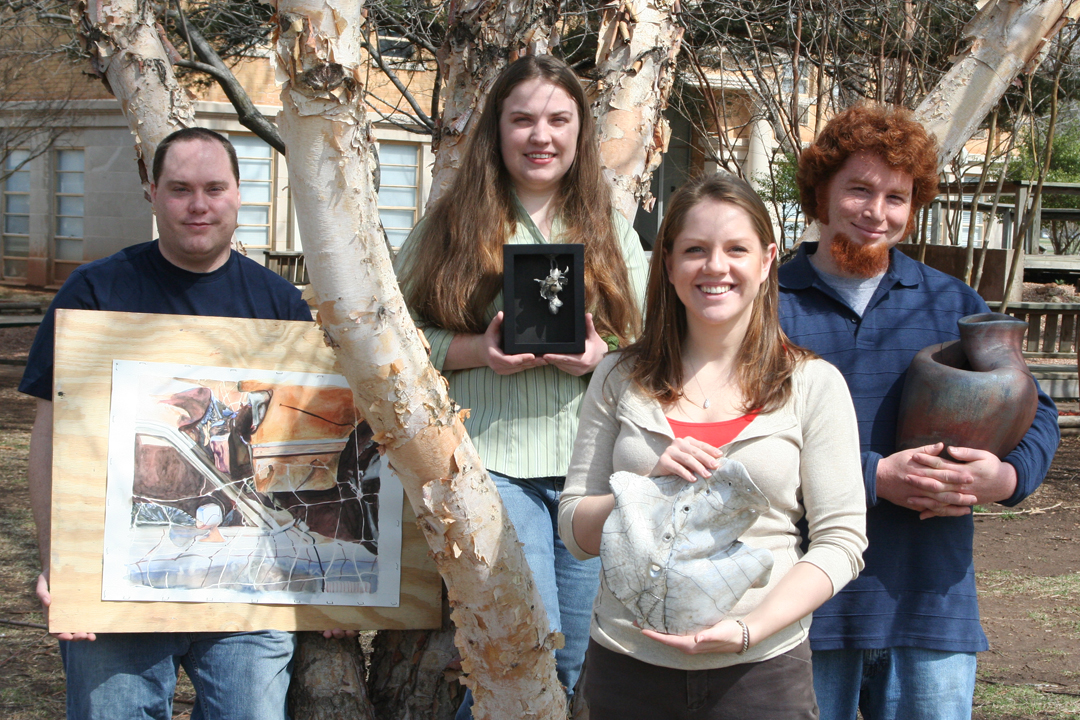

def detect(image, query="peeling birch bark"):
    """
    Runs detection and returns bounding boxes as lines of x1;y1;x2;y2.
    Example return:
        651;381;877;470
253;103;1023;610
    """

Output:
76;0;195;188
593;0;683;222
915;0;1080;167
427;0;560;205
268;2;566;718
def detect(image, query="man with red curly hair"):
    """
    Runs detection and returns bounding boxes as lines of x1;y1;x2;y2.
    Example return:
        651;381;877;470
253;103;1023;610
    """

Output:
778;104;1059;719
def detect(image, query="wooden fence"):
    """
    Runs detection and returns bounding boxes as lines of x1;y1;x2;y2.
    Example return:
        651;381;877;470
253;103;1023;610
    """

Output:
265;250;308;286
991;302;1080;360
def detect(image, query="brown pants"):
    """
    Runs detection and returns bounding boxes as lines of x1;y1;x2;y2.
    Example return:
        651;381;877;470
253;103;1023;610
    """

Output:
584;639;819;720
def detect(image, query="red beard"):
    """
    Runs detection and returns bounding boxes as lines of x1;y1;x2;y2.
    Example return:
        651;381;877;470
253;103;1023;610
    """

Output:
829;232;891;277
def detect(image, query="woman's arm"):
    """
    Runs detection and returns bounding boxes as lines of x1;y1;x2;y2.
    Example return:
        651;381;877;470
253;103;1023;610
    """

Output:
568;494;614;557
642;562;833;654
559;355;625;559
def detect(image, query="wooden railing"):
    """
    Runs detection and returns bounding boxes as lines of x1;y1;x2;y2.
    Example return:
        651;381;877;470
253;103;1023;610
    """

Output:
990;302;1080;359
265;250;308;286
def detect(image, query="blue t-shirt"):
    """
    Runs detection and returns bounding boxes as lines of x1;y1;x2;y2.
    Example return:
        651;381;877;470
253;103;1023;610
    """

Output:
20;240;313;400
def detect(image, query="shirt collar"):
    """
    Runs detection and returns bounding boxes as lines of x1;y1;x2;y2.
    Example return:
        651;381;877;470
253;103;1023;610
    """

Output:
511;191;564;243
779;241;924;291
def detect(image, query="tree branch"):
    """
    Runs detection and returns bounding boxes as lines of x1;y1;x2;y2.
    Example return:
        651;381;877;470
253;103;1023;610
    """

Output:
358;29;435;132
167;8;286;154
369;6;441;58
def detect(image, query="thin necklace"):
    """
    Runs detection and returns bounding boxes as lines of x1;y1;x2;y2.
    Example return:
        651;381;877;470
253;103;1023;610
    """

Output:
687;356;712;409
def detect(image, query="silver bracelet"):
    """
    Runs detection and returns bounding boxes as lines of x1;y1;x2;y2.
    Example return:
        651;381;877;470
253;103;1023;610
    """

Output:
735;619;750;654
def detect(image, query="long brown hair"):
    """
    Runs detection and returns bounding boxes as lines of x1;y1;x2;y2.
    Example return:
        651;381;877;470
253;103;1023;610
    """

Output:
621;174;812;413
398;55;640;342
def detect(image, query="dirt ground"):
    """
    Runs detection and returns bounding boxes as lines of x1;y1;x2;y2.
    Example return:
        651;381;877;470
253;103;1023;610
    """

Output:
1023;281;1080;304
0;316;1078;719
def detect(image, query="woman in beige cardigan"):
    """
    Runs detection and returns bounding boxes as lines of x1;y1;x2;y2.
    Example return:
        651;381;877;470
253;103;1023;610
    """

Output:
558;174;867;719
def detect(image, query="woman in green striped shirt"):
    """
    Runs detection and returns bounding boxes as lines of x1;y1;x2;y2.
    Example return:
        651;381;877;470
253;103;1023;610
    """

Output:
396;55;647;716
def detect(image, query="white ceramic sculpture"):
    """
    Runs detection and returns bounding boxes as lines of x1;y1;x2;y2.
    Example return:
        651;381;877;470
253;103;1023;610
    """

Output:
600;460;773;636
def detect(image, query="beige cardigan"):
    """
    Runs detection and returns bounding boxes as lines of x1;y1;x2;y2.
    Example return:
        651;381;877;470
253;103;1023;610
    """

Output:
558;353;867;670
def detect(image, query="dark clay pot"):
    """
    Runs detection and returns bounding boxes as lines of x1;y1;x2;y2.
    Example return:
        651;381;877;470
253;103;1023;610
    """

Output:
895;313;1038;459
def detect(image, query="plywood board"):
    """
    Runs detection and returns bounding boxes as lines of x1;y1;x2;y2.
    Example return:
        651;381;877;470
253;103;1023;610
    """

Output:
49;309;441;633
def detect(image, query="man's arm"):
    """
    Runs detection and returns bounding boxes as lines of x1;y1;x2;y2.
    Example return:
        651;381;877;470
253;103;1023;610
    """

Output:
28;399;52;572
28;398;95;641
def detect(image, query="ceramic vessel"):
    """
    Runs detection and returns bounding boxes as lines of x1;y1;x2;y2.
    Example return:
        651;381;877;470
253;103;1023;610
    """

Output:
896;312;1038;459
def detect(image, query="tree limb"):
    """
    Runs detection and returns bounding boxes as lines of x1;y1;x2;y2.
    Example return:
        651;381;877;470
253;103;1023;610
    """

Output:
166;7;286;154
358;29;435;132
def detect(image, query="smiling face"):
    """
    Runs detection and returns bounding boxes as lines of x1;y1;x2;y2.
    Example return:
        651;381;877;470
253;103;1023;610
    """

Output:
498;78;580;202
818;151;914;277
665;199;777;340
150;138;240;273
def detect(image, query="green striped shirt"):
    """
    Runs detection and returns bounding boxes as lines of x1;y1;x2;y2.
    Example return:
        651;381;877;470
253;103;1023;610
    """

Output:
397;198;648;478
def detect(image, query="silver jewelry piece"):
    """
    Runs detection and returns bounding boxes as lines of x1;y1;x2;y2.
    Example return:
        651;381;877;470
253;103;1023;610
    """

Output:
688;356;711;409
535;260;569;315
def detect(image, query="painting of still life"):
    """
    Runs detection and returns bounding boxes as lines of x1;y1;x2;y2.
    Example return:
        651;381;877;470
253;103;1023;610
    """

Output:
101;360;403;607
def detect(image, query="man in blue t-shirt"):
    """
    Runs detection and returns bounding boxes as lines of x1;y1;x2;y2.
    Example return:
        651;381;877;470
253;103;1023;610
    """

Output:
21;128;312;720
778;105;1059;720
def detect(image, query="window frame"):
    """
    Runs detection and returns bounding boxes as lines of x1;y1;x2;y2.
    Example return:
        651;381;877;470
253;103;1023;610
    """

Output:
376;141;421;248
231;134;276;253
52;147;86;284
1;148;32;281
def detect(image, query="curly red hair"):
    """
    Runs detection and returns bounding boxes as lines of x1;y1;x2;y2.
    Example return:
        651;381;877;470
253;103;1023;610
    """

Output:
797;104;939;227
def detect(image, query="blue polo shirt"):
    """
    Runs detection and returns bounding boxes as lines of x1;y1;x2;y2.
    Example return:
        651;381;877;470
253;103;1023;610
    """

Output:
779;242;1059;652
20;240;313;401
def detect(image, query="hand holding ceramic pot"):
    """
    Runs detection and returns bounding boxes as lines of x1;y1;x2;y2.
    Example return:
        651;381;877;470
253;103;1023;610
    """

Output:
889;313;1034;518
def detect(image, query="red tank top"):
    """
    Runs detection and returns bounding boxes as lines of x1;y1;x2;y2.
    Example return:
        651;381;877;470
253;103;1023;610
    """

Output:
666;413;759;448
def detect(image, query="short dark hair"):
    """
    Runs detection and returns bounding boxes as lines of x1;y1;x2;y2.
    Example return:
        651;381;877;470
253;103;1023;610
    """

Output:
152;127;240;184
797;103;939;224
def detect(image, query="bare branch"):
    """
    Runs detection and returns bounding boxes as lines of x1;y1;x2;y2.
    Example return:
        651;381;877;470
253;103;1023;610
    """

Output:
166;7;285;153
358;26;435;132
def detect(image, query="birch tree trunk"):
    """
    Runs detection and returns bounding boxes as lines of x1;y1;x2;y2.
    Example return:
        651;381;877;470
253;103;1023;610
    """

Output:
287;634;376;720
915;0;1080;167
368;598;464;720
269;2;565;719
427;0;560;204
593;0;684;222
75;0;195;188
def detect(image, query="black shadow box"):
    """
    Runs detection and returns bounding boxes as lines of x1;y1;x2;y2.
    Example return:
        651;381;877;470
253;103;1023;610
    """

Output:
502;243;585;355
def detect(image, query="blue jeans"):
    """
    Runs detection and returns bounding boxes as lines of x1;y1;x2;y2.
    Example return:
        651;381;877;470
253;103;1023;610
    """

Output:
812;647;976;720
456;473;601;720
60;631;295;720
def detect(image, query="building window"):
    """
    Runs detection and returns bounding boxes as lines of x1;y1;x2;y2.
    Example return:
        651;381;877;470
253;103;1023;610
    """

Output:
780;61;810;97
2;150;31;280
232;135;274;251
53;149;85;283
960;209;983;246
377;143;420;247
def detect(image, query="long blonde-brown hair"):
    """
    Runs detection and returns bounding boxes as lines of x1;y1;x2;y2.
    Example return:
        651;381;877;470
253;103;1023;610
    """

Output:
621;174;812;413
398;55;640;342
